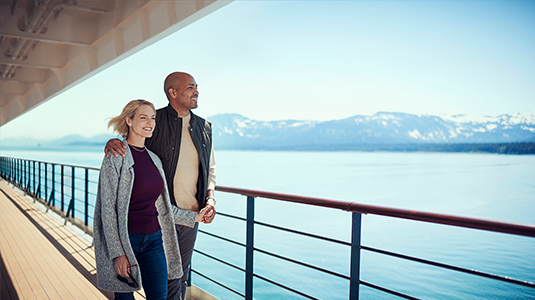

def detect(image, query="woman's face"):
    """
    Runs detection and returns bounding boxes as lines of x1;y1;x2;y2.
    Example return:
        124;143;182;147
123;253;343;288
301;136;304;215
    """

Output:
126;105;156;139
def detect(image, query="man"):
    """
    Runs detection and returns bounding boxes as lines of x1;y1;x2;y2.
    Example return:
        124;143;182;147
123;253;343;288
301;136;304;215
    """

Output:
105;72;216;300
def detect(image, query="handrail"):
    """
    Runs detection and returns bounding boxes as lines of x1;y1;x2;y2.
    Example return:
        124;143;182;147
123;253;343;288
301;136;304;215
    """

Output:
4;157;101;171
216;185;535;238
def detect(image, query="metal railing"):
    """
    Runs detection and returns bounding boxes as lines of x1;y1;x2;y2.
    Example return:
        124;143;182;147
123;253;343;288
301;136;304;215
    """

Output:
0;157;99;235
1;156;534;299
198;186;535;299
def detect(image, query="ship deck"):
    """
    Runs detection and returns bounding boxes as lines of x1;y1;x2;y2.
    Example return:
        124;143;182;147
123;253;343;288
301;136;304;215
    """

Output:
0;180;112;300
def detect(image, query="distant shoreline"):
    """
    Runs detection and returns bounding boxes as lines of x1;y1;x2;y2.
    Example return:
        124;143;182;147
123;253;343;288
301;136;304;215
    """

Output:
272;142;535;155
2;142;534;155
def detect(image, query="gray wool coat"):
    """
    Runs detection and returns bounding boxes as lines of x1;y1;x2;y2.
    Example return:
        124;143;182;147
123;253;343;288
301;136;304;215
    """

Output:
93;140;197;292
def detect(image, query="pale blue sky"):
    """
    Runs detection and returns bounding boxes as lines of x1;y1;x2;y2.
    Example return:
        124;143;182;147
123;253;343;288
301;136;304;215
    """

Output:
2;0;534;140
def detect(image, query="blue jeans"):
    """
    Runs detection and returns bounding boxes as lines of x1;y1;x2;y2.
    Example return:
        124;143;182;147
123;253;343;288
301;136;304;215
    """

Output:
115;230;168;300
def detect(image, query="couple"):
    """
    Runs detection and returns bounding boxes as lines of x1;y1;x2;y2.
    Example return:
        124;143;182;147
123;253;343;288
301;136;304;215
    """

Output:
93;72;216;300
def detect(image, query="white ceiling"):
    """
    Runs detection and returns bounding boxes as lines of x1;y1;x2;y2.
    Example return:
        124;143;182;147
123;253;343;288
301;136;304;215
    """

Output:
0;0;231;126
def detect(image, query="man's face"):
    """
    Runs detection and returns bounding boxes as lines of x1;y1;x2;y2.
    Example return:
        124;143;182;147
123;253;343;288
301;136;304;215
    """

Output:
171;75;199;112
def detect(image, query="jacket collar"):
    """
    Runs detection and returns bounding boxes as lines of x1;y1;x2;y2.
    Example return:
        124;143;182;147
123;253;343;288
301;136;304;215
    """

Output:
165;104;178;117
165;104;197;126
122;139;135;169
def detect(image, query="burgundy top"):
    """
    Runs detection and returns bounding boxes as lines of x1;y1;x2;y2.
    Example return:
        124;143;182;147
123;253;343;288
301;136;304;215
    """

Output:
128;145;164;234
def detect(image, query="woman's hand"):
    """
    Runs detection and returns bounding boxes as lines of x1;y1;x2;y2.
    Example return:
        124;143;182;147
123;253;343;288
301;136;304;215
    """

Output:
114;255;130;276
196;207;208;223
196;206;214;223
203;202;216;224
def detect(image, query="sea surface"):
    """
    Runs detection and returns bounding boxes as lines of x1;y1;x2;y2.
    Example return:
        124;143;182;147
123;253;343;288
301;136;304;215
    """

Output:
1;148;534;299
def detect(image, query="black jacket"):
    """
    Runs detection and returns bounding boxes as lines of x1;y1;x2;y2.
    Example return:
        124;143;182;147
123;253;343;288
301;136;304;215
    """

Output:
145;105;213;209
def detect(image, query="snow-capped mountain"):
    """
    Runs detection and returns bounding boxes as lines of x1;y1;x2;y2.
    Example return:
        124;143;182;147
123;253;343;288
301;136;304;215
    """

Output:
209;112;535;149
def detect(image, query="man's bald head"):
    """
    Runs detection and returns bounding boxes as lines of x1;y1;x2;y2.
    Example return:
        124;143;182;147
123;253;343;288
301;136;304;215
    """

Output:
164;72;193;100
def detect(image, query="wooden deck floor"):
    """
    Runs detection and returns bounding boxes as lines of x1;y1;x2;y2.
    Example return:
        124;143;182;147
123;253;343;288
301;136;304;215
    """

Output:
0;179;113;300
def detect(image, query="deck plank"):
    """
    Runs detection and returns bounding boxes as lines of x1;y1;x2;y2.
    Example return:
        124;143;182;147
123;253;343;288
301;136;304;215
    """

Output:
0;180;110;300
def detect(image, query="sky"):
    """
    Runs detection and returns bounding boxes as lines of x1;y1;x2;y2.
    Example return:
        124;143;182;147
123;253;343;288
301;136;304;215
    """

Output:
1;0;535;140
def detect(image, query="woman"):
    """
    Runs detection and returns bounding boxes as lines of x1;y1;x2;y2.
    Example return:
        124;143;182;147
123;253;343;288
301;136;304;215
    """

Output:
93;100;208;300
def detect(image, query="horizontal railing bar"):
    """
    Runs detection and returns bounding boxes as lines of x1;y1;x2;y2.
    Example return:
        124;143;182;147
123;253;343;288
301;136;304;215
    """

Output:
218;212;246;221
1;157;100;171
191;270;245;298
254;247;349;280
216;186;535;238
253;273;319;300
194;249;245;273
360;280;421;300
361;246;535;289
254;220;350;246
198;229;246;248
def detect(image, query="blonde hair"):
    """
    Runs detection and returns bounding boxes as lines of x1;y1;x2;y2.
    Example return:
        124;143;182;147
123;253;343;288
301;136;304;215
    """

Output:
108;100;156;138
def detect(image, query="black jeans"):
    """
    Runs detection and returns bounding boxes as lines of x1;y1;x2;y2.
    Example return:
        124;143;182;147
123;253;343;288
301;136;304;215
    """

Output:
167;223;199;300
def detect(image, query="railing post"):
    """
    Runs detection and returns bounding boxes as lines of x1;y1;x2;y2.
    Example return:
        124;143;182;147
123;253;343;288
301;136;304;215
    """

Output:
37;162;41;201
84;168;89;226
26;161;30;191
61;165;65;211
44;163;48;202
23;160;27;191
48;164;56;210
17;159;20;185
33;161;36;195
26;160;29;192
71;166;75;218
245;195;255;300
26;160;29;191
350;212;362;300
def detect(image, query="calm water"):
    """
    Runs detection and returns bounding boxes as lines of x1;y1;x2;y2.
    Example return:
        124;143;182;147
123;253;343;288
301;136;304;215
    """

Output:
1;148;534;299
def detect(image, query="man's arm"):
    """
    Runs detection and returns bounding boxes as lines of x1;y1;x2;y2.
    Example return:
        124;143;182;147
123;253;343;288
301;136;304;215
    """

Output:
105;138;127;157
203;146;217;223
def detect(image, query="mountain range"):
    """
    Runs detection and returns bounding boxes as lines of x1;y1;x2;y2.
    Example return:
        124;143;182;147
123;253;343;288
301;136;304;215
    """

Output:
2;112;534;151
209;112;535;150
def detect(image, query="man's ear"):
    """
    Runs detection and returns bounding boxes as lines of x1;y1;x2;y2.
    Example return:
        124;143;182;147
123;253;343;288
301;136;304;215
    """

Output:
168;88;176;98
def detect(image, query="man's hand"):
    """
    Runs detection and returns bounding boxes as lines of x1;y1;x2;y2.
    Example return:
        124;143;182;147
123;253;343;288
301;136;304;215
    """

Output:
114;255;130;276
105;138;127;157
203;201;216;223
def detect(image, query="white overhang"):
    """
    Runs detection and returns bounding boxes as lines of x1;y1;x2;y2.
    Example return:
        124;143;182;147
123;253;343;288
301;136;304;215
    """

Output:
0;0;232;126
